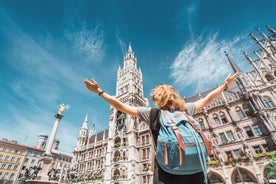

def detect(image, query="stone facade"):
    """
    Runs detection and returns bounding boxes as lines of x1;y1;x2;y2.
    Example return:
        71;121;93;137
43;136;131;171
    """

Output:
0;136;72;184
70;25;276;184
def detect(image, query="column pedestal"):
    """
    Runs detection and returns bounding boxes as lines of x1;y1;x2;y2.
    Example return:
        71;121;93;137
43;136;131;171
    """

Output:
36;155;53;181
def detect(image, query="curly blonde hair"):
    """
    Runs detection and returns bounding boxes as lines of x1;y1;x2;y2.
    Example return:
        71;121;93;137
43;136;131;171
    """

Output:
150;84;186;111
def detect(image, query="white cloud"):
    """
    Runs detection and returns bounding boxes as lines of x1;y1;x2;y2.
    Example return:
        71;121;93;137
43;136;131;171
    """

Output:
116;31;127;56
65;22;105;63
0;13;101;153
170;33;251;93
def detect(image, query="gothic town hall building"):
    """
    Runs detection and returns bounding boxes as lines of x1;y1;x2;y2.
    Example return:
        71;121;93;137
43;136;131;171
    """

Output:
69;25;276;184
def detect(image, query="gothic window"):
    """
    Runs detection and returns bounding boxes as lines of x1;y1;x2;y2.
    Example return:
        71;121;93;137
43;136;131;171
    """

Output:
42;142;46;149
142;148;150;159
253;145;262;154
263;96;275;108
265;73;274;81
242;104;251;116
114;137;121;148
113;150;121;162
252;124;262;136
1;164;6;169
213;114;221;126
241;76;250;87
219;112;228;124
198;118;206;130
209;173;224;184
244;126;254;138
115;111;126;131
3;173;8;180
113;169;120;180
225;151;233;159
123;138;127;146
226;130;235;142
235;106;246;120
219;132;228;144
233;149;241;158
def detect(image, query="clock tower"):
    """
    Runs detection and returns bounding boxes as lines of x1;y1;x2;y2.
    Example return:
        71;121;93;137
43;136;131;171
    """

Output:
104;43;151;184
116;43;148;107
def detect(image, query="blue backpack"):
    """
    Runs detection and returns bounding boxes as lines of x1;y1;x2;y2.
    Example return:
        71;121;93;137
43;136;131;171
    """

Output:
155;110;211;178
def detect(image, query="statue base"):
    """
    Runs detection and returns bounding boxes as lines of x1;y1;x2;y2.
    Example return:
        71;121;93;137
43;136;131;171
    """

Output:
25;180;58;184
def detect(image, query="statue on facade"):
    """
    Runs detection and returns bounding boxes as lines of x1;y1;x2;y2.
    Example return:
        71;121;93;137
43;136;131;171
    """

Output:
48;168;60;181
30;165;42;179
244;145;253;159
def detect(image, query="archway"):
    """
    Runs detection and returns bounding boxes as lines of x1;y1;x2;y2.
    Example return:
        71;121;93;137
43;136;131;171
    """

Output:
208;172;225;184
231;167;257;184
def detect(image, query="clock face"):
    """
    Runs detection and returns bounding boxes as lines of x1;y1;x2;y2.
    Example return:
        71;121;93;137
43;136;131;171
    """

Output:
122;76;126;81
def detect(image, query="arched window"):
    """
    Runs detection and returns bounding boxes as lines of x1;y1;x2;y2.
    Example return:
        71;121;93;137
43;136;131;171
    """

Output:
114;137;121;148
209;173;224;184
198;118;206;130
233;167;256;183
213;114;221;126
113;168;120;180
219;112;228;124
235;106;245;120
115;111;126;131
265;73;274;81
242;104;251;116
113;150;121;162
263;96;275;108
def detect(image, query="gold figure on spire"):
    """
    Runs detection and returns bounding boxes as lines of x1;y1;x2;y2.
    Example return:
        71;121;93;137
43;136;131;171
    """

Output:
57;103;65;115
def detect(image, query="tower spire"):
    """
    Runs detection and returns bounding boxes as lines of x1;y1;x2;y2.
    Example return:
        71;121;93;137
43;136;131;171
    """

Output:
76;114;89;150
250;33;276;62
266;25;276;37
257;28;276;50
243;51;266;83
224;51;248;93
224;51;241;73
128;42;133;52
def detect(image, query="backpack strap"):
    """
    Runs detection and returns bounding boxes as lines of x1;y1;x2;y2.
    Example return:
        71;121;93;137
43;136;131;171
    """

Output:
162;110;185;151
181;112;212;155
149;108;161;172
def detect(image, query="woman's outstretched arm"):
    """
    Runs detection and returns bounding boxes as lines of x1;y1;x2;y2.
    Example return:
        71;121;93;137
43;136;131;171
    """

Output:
84;78;139;117
194;72;239;112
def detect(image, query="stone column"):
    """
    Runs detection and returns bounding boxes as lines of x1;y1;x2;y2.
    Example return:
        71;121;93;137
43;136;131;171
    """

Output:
35;104;66;182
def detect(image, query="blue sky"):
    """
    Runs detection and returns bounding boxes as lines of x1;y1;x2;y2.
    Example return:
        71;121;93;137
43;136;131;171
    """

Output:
0;0;275;154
